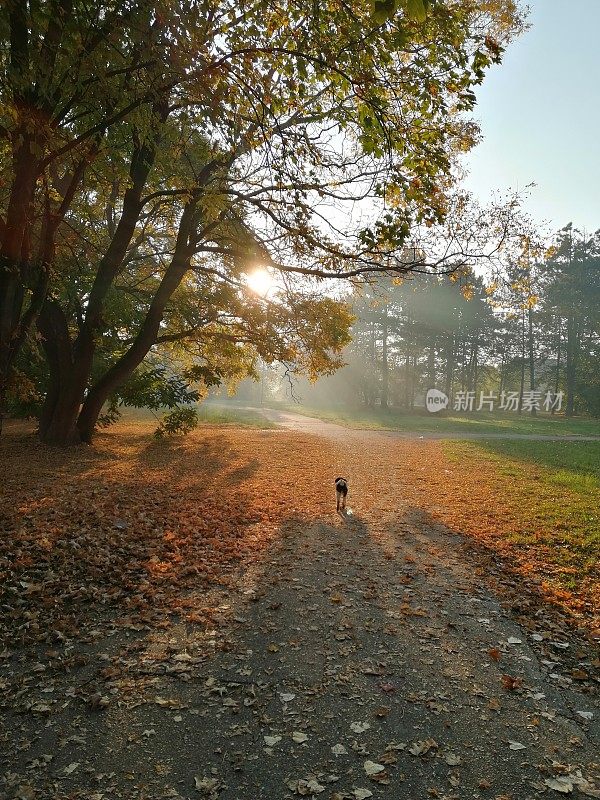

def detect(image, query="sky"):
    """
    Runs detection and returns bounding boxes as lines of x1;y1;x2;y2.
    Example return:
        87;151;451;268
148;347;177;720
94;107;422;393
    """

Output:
462;0;600;236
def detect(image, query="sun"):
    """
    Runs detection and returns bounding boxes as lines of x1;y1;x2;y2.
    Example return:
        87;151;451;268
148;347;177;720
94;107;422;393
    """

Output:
245;268;275;297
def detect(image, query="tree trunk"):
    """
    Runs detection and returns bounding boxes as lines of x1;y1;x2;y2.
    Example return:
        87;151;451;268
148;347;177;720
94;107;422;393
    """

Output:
444;334;454;398
498;341;506;396
404;344;411;408
364;318;376;407
472;338;478;397
528;306;536;415
409;354;416;409
428;336;436;388
552;318;562;414
460;334;466;391
34;121;174;445
518;304;525;414
37;299;86;444
381;307;389;409
76;202;198;442
36;198;196;447
565;314;577;417
0;135;42;431
0;141;96;435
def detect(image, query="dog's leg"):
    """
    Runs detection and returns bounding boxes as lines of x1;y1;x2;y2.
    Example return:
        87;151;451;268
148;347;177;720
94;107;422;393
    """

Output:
336;491;340;512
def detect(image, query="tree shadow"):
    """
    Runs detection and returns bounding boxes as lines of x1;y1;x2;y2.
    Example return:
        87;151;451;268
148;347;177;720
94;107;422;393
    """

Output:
2;417;598;800
0;424;264;655
406;506;599;641
13;507;593;800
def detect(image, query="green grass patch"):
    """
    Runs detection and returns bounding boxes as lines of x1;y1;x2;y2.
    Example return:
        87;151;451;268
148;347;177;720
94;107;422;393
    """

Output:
119;404;277;429
271;402;600;437
442;439;600;593
196;404;277;428
468;439;600;490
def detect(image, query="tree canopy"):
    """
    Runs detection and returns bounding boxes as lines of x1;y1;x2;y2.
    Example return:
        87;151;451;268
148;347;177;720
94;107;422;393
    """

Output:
0;0;527;443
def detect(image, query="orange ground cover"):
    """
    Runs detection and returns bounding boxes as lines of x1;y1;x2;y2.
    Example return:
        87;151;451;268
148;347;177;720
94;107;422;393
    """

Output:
1;419;597;650
386;440;599;637
0;420;336;648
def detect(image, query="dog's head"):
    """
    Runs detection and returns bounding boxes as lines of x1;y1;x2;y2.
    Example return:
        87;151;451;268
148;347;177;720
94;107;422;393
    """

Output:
335;477;348;487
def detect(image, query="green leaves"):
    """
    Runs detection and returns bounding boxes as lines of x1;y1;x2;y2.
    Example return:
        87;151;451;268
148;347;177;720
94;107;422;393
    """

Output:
404;0;428;23
371;0;397;23
114;366;200;411
371;0;428;23
154;406;199;437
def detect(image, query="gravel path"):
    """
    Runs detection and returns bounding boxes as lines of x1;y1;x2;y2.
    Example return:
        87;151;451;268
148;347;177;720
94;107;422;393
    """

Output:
259;407;600;441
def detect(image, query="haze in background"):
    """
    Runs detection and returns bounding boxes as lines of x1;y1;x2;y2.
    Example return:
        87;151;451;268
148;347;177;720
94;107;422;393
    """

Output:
463;0;600;234
220;2;600;416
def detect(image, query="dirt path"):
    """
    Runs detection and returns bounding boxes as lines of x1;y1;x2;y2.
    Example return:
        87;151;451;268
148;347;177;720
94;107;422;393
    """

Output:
260;407;600;441
1;423;598;800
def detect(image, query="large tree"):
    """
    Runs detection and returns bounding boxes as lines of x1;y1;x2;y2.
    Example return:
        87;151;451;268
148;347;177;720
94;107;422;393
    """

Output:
0;0;526;443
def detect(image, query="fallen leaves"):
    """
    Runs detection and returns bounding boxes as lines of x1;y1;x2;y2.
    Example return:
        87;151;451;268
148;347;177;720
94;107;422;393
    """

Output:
571;668;589;680
14;787;36;800
287;778;325;795
363;760;385;776
501;674;524;692
350;722;371;734
264;735;281;747
444;753;461;766
545;777;574;794
28;702;52;714
372;705;391;717
541;769;600;798
434;440;600;632
507;740;526;751
408;739;438;756
0;426;328;652
2;420;599;800
194;776;224;797
331;744;348;756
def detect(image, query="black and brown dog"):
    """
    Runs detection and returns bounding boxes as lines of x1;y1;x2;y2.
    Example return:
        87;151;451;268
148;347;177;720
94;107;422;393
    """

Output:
335;477;348;512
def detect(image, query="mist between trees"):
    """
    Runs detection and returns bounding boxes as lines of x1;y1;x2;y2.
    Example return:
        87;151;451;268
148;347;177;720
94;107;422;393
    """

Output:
252;224;600;418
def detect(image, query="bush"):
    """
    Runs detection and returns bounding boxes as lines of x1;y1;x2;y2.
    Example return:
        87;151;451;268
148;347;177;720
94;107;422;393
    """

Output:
154;406;199;438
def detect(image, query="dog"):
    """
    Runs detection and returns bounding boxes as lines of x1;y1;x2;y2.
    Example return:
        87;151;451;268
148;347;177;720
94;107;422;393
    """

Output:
335;477;348;512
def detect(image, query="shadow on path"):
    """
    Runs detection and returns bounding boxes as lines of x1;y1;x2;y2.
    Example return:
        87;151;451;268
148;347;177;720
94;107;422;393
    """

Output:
8;509;597;800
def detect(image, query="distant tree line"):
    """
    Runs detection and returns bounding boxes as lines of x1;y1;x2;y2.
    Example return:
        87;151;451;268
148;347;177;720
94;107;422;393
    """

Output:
303;224;600;417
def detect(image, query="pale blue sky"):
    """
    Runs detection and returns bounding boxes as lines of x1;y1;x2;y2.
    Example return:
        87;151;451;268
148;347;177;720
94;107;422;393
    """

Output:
463;0;600;235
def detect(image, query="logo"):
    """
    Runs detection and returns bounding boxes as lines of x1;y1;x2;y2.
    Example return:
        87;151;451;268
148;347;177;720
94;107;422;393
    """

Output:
426;388;449;413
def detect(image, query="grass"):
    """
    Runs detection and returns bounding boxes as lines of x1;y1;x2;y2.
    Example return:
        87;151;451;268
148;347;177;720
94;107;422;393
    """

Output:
441;439;600;598
471;439;600;491
120;403;277;429
271;402;600;437
196;404;277;428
